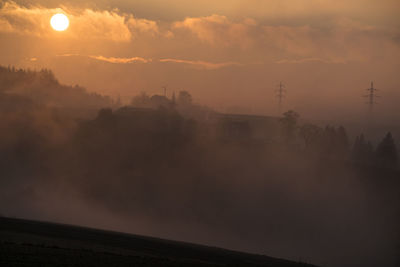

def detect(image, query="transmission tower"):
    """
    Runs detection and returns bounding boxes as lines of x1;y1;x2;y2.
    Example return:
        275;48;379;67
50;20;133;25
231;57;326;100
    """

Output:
364;81;379;113
275;81;286;114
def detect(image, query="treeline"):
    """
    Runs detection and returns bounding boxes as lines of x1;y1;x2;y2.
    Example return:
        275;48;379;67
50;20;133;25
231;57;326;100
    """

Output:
0;66;112;109
282;110;398;169
129;92;399;170
131;90;213;121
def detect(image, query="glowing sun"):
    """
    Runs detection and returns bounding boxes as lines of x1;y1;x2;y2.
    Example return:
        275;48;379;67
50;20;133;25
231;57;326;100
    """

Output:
50;13;69;31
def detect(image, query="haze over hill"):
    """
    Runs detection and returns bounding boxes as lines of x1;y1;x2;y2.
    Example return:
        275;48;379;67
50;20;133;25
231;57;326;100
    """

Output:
0;67;398;267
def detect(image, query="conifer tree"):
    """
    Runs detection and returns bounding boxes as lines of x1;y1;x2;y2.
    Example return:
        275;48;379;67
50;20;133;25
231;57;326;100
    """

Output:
376;132;398;168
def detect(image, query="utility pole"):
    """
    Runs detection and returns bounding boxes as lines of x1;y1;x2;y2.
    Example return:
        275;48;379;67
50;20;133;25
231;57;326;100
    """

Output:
275;81;286;115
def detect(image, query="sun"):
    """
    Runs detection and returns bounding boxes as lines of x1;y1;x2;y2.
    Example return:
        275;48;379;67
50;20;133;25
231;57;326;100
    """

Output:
50;13;69;32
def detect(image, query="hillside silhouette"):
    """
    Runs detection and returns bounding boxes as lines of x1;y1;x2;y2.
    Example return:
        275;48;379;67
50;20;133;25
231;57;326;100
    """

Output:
0;66;112;110
0;217;318;267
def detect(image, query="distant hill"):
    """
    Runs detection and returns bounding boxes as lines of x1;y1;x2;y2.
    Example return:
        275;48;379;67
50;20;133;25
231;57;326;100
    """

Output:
0;66;112;110
0;217;318;267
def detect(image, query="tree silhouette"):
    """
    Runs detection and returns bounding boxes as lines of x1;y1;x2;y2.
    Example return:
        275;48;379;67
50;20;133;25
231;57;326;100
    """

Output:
299;123;322;149
376;132;398;168
177;91;192;106
327;125;349;158
0;65;112;108
337;126;349;151
352;134;374;164
131;92;152;108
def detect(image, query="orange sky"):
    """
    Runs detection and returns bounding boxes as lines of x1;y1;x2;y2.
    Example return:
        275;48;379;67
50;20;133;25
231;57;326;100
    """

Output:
0;0;399;121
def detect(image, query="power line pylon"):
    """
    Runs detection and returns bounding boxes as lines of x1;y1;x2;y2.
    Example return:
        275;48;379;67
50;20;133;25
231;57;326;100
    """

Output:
275;81;286;115
364;81;379;114
364;81;380;125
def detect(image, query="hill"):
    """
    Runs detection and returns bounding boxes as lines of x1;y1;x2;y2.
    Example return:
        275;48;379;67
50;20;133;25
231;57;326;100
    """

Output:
0;66;112;110
0;217;317;267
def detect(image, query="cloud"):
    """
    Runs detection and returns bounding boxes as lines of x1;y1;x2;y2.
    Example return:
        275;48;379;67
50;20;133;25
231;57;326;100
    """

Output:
127;17;159;37
173;14;256;48
170;13;400;63
0;1;60;36
89;55;151;64
57;54;151;64
1;1;398;65
57;53;81;57
159;58;242;70
276;58;347;64
57;53;238;69
262;18;400;62
71;8;132;42
0;1;159;41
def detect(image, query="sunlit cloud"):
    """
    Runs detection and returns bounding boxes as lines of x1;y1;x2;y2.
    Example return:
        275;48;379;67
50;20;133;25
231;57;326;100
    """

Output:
71;8;132;42
57;54;239;69
0;1;60;36
1;0;398;65
57;54;151;64
170;13;399;63
89;55;151;64
159;58;242;70
276;58;347;64
0;1;158;41
57;53;81;57
127;17;159;37
173;14;256;48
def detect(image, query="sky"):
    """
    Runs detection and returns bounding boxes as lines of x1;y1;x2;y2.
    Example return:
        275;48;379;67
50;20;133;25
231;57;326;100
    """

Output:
0;0;399;121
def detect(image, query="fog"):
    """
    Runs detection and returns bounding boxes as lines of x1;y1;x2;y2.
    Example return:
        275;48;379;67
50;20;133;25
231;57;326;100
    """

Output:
0;66;399;267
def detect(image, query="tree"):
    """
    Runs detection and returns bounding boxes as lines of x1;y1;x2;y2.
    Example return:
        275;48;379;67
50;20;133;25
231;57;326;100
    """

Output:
299;123;322;149
352;134;374;164
376;132;398;168
321;126;350;158
131;92;151;108
96;108;115;126
177;90;192;106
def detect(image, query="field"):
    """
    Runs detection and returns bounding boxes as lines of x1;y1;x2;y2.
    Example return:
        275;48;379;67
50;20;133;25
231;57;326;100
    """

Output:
0;217;317;267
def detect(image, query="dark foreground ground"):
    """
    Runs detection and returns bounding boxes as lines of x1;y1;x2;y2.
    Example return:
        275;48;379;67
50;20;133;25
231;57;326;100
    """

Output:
0;217;317;267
